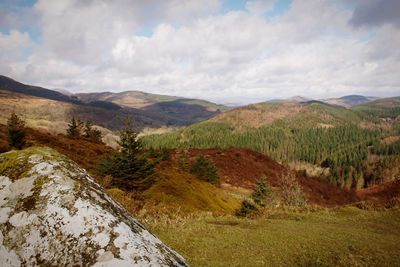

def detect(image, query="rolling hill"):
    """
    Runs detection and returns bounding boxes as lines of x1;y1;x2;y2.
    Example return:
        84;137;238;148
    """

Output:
210;100;361;129
0;75;228;131
0;75;80;104
141;98;400;189
75;91;229;112
266;95;378;108
322;95;379;108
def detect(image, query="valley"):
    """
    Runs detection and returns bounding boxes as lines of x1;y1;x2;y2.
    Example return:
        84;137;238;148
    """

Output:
0;76;399;267
2;1;400;265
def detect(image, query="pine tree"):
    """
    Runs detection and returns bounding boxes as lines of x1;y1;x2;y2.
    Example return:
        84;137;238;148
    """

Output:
118;123;142;158
83;121;102;142
67;117;83;138
98;120;154;190
251;176;274;206
189;155;220;185
83;120;93;138
7;112;26;150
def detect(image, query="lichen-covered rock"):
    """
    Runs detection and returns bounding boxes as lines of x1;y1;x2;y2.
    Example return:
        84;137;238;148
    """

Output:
0;147;187;266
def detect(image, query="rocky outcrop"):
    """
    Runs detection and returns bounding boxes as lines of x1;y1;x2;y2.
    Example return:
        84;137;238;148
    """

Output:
0;147;187;266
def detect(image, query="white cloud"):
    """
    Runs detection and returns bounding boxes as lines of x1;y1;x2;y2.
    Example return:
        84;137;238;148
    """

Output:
0;30;33;74
0;0;399;104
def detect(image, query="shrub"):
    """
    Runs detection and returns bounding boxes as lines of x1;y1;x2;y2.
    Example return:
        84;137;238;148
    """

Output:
280;173;307;207
236;176;275;217
148;148;171;163
190;155;220;185
7;112;26;150
235;199;257;217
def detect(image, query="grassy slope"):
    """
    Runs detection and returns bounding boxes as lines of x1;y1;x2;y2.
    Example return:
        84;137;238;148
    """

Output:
152;208;400;267
1;124;240;215
142;167;241;214
2;126;399;266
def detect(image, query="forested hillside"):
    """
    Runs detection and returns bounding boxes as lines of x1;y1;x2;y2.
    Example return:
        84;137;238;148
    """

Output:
142;99;400;189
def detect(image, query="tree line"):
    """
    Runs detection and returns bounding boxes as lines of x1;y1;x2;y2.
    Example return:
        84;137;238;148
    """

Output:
141;122;400;188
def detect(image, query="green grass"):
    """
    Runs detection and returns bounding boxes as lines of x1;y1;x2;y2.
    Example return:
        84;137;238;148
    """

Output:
150;208;400;266
142;167;241;214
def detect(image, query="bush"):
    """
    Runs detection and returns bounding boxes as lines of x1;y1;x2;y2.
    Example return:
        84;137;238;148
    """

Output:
236;176;275;217
280;173;307;207
7;112;26;150
235;199;257;217
148;148;171;163
190;155;220;185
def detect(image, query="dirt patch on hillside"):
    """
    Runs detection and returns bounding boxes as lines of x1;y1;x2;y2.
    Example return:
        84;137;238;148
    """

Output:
171;148;359;207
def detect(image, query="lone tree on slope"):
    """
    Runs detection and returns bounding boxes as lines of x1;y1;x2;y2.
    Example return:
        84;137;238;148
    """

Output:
7;112;26;150
98;119;154;190
66;117;83;139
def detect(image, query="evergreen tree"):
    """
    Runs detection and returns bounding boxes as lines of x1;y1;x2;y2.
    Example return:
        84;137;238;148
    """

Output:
83;120;93;138
7;112;26;150
98;121;154;190
119;123;142;157
67;117;83;138
83;121;102;142
189;155;220;185
251;176;274;206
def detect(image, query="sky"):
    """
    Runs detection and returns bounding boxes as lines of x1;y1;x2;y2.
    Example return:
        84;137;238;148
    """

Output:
0;0;399;105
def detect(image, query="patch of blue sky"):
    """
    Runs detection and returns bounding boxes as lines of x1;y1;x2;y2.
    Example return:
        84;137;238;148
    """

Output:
0;0;37;10
136;26;153;38
221;0;292;17
267;0;292;18
221;0;246;13
0;0;41;43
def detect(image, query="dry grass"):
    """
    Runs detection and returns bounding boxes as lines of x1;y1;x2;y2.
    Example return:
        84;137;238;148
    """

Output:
211;102;304;128
289;161;330;177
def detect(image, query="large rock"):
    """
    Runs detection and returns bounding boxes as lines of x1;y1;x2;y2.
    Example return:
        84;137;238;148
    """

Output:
0;147;187;266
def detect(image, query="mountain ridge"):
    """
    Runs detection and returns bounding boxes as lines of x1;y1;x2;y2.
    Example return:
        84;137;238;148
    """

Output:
0;75;227;130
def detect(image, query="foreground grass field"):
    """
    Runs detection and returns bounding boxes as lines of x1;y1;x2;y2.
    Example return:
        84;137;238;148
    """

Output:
149;208;400;267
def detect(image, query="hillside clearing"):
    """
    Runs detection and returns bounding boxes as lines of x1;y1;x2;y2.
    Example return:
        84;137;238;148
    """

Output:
150;208;400;267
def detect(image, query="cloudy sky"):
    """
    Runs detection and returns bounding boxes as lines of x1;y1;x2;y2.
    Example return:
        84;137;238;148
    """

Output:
0;0;399;104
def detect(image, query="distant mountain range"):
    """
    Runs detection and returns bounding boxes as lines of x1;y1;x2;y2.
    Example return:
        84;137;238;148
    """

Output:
1;74;398;132
0;75;228;131
322;95;380;108
268;94;380;107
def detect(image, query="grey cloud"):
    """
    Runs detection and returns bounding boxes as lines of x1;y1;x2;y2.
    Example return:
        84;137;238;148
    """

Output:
350;0;400;28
